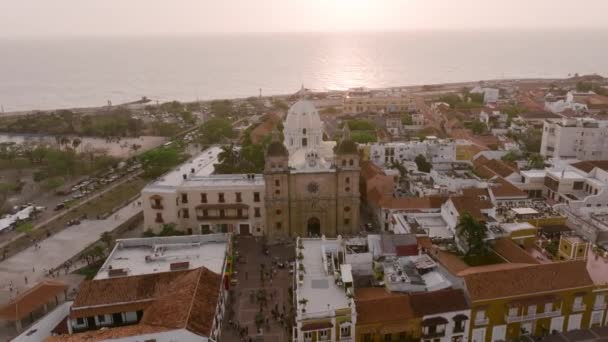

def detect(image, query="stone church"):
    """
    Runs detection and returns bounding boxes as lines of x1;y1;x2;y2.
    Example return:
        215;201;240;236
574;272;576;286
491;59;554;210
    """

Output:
264;99;360;238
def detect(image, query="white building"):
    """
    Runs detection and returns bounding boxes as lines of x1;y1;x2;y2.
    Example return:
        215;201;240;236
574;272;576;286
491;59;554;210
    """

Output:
410;289;471;342
540;118;608;161
470;86;499;104
544;91;590;114
142;146;267;235
294;237;356;342
57;234;230;342
370;139;456;166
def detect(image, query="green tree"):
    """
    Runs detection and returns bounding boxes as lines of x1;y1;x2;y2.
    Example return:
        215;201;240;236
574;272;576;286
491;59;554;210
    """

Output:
414;154;432;173
527;153;545;169
469;121;487;135
456;212;488;256
210;100;234;117
139;147;182;179
401;114;413;125
517;128;542;153
214;144;240;174
350;131;377;143
347;119;375;131
100;232;114;249
199;118;235;144
501;151;521;162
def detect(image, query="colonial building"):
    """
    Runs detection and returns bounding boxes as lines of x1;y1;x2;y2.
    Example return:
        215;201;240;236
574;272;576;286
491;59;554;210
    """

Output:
143;100;360;238
265;100;361;238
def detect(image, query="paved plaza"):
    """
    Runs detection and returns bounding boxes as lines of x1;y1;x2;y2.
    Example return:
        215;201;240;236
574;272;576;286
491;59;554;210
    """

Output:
222;236;296;342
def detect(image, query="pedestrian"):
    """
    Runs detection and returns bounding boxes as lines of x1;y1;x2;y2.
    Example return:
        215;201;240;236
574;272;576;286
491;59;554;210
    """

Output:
24;276;28;284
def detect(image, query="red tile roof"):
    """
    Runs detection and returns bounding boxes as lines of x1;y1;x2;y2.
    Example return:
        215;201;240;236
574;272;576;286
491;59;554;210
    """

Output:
0;280;68;321
355;288;414;324
489;177;528;198
409;289;469;316
378;196;447;210
61;267;222;341
464;261;594;302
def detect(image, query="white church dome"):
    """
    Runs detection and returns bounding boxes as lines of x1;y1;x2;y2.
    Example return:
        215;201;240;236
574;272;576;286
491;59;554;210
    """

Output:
285;100;323;132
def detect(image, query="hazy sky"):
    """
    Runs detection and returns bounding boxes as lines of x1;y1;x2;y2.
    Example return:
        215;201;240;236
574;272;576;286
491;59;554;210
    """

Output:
2;0;608;37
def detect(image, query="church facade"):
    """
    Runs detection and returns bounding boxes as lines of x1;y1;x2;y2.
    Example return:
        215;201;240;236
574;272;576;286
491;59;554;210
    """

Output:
264;100;361;238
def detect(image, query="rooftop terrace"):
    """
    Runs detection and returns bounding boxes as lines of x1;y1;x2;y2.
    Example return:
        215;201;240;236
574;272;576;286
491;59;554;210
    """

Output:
95;234;229;280
296;238;351;319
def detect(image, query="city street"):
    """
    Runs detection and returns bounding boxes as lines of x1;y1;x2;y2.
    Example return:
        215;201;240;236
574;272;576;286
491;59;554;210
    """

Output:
0;197;142;304
222;236;295;342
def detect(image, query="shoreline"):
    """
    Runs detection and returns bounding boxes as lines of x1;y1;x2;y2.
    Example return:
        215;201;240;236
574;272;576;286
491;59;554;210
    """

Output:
0;75;597;117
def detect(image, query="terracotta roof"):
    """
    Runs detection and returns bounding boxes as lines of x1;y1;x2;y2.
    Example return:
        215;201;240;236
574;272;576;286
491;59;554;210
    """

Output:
66;267;222;340
360;160;386;181
464;261;594;302
355;288;414;325
491;238;540;264
302;322;333;331
456;263;532;277
520;111;562;119
378;196;447;210
571;160;608;173
409;289;469;316
449;192;493;221
474;158;517;178
0;280;68;321
489;177;528;198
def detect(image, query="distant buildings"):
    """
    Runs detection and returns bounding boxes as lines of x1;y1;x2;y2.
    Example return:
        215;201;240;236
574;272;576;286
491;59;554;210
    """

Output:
343;88;414;115
370;139;457;166
470;86;500;104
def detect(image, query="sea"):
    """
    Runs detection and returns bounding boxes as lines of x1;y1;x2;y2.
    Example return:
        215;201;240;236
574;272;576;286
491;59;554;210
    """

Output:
1;30;607;112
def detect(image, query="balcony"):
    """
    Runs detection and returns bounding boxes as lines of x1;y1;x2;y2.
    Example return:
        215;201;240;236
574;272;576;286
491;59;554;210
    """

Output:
151;203;164;210
197;214;249;221
572;303;586;312
474;318;489;326
504;309;562;323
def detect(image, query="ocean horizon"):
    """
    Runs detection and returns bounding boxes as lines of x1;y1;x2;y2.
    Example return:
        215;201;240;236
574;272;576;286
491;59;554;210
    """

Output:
1;30;607;112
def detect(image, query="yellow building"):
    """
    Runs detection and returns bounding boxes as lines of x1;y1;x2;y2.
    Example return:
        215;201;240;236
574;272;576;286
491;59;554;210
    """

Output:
557;234;589;261
463;261;598;342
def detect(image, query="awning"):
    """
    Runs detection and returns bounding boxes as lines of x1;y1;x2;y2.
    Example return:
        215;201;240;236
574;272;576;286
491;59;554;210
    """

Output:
0;280;68;321
453;314;469;321
422;316;449;326
301;321;333;331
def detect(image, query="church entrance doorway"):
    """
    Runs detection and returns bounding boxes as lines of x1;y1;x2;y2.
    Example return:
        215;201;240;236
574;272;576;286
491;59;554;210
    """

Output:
307;217;321;237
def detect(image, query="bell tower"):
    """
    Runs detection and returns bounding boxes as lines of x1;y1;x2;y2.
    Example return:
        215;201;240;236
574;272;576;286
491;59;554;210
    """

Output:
264;136;291;238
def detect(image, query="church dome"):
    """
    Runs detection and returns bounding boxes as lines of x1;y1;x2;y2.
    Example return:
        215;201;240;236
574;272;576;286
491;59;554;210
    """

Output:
266;141;289;157
284;100;323;132
335;139;358;155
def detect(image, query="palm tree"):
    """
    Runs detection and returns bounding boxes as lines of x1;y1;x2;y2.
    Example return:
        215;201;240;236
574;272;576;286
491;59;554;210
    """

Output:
456;212;488;256
60;136;71;150
100;232;113;249
527;153;545;169
72;138;82;152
